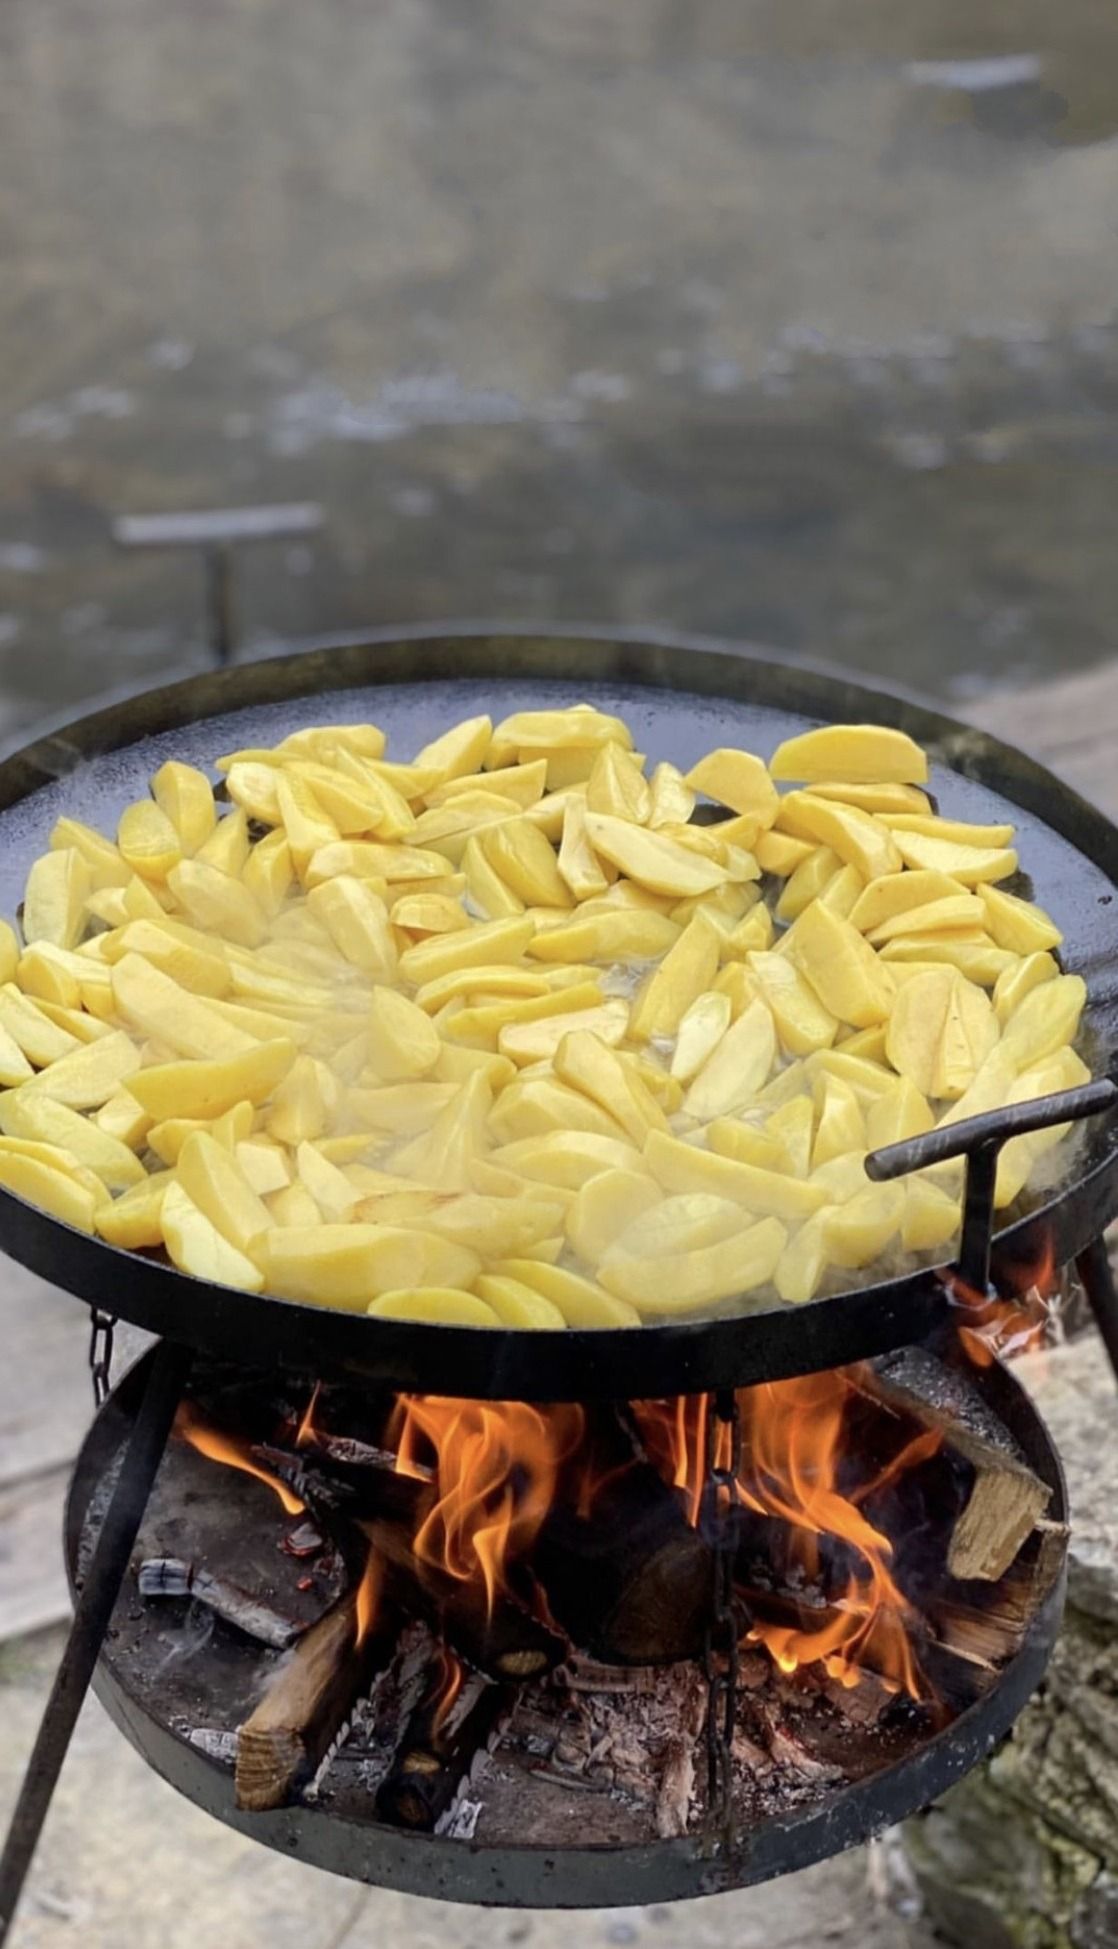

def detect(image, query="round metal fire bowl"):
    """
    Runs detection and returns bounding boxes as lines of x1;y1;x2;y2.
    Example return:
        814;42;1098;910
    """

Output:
67;1345;1067;1908
2;628;1117;1400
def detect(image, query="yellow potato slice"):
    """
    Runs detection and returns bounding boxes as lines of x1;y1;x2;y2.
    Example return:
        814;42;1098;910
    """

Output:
117;801;183;882
775;1212;829;1303
111;954;253;1061
766;1096;815;1177
177;1130;274;1259
148;1100;253;1166
787;903;895;1028
865;1079;935;1152
268;1182;325;1228
823;1182;905;1269
993;951;1059;1026
235;1138;292;1196
0;1020;34;1086
629;913;721;1041
482;818;572;909
225;760;283;825
680;997;777;1121
811;1074;866;1169
670;991;733;1083
978;884;1063;955
95;1089;153;1149
273;723;387;765
902;1178;961;1253
0;1150;98;1231
498;1001;629;1068
999;974;1086;1076
391;891;470;938
419;1194;565;1258
346;1081;457;1136
265;1224;480;1308
808;1049;896;1102
774;794;901;883
0;922;19;987
600;1215;786;1315
885;968;994;1100
775;845;841;922
293;1140;358;1222
891;831;1018;886
110;919;231;998
883;813;1015;847
755;830;815;876
161;1179;265;1290
265;1054;337;1146
868;895;986;944
644;1130;828;1223
414;713;493;782
648;762;696;829
397;917;534;987
492;1258;639;1327
526;909;680;965
472;1275;566;1329
565;1168;661;1263
50;817;131;889
553;1030;665;1145
367;988;440;1081
196;807;250;877
583;813;730;897
686;748;779;821
96;1172;171;1249
0;1092;145;1190
489;1131;642;1190
848;870;967;934
805;781;931;815
23;848;92;950
585;743;652;823
391;1071;492;1191
748;951;838;1056
428;759;546;811
23;1030;140;1109
878;937;1016;986
611;1190;751;1259
367;1288;499;1326
126;1038;296;1123
167;858;268;947
769;723;928;785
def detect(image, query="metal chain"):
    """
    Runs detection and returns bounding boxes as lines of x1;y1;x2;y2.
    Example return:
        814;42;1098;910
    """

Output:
88;1309;117;1409
702;1387;742;1849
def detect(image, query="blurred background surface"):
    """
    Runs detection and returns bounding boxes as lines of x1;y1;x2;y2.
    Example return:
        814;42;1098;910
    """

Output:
2;0;1118;739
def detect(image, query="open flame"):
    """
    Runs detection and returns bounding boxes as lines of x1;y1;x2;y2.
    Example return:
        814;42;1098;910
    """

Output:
385;1397;584;1619
431;1646;465;1734
354;1545;383;1650
947;1232;1058;1368
635;1375;939;1701
175;1402;305;1517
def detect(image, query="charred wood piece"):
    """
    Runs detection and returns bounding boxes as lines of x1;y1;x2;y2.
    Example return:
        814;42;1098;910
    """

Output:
376;1667;513;1832
235;1589;395;1811
138;1558;304;1651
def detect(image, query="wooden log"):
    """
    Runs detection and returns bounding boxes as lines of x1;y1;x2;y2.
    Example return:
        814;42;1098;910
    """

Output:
533;1458;714;1664
375;1663;513;1831
362;1516;568;1681
855;1347;1052;1582
235;1588;394;1811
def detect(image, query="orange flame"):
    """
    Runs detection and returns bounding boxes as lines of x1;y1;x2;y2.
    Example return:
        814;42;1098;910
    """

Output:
175;1402;305;1517
386;1397;584;1618
947;1232;1058;1368
296;1381;322;1448
634;1374;938;1700
738;1374;929;1699
431;1646;465;1735
355;1545;383;1649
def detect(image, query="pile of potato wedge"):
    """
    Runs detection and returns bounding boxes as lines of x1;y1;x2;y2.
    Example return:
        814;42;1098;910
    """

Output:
0;704;1087;1327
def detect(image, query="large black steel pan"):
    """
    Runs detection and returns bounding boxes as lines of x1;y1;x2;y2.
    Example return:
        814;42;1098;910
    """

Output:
0;628;1115;1399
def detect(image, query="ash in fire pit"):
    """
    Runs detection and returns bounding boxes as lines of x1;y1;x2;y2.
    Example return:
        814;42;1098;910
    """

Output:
77;1346;1064;1868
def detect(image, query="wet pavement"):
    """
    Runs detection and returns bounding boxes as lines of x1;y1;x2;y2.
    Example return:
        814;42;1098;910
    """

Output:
3;0;1118;735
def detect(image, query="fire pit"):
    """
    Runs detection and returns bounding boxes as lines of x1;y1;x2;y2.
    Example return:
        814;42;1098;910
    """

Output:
0;628;1115;1938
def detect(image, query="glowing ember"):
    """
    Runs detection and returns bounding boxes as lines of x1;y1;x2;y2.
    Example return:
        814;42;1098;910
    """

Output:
175;1402;305;1517
386;1397;584;1618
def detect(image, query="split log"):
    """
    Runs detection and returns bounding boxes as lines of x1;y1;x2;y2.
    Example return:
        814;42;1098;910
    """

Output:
654;1666;707;1839
376;1664;513;1831
235;1588;395;1811
856;1347;1053;1582
362;1516;568;1681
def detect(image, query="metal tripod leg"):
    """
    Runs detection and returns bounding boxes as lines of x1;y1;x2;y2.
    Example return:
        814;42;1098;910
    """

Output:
1075;1235;1118;1384
0;1337;192;1945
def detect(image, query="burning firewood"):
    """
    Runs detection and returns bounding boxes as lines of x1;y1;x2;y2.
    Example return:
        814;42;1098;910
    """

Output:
362;1516;568;1680
653;1667;707;1839
235;1587;395;1812
376;1657;514;1831
857;1348;1054;1582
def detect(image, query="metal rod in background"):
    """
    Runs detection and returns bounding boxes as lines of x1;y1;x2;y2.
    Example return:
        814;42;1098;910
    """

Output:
958;1140;999;1297
0;1338;192;1945
1075;1234;1118;1385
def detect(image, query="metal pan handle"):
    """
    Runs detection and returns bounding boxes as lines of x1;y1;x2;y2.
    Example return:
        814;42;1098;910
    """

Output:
866;1077;1118;1292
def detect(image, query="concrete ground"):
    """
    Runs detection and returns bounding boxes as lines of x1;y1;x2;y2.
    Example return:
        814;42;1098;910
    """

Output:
2;0;1118;735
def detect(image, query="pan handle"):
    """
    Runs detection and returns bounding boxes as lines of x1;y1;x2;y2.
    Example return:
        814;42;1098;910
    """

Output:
865;1077;1118;1294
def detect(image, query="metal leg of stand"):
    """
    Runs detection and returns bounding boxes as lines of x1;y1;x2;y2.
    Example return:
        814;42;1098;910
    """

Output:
0;1338;192;1945
1076;1235;1118;1384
